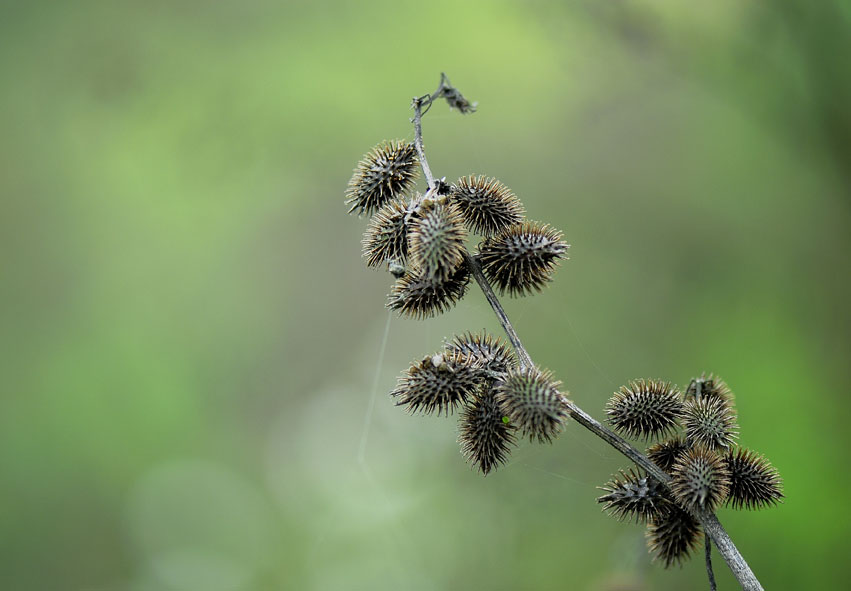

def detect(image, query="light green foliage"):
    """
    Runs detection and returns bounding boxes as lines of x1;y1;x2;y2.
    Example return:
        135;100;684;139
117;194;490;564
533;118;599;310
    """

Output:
0;1;849;590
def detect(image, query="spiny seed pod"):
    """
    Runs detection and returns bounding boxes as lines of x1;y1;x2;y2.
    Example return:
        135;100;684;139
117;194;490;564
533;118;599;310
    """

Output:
458;389;516;475
451;176;525;236
478;222;568;297
409;202;467;281
646;504;702;568
606;380;683;441
597;469;670;523
391;351;482;416
362;198;411;267
670;446;731;512
647;437;691;474
444;331;517;377
724;447;784;510
495;366;568;443
387;263;470;319
346;140;419;216
684;373;734;405
682;396;738;451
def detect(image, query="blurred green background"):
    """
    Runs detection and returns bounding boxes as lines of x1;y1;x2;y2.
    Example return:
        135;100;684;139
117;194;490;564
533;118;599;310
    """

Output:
2;1;849;589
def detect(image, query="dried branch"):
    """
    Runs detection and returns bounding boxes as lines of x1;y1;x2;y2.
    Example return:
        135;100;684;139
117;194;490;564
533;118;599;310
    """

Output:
410;75;764;591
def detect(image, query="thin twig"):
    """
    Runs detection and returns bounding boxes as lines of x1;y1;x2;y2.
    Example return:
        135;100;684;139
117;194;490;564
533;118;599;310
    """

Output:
464;251;532;371
411;96;437;190
409;74;764;591
706;533;718;591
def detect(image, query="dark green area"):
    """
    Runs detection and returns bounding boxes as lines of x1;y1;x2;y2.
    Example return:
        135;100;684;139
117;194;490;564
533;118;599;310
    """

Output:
1;1;849;589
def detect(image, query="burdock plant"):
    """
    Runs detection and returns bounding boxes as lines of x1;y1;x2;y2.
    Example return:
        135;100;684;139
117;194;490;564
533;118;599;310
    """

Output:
345;74;782;591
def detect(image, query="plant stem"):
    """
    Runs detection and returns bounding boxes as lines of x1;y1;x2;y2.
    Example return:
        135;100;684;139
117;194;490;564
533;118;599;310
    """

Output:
463;252;531;371
706;533;718;591
412;95;437;190
410;75;764;591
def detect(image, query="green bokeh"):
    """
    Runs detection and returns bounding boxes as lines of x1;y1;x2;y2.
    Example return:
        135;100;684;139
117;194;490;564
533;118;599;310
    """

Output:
2;1;849;589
